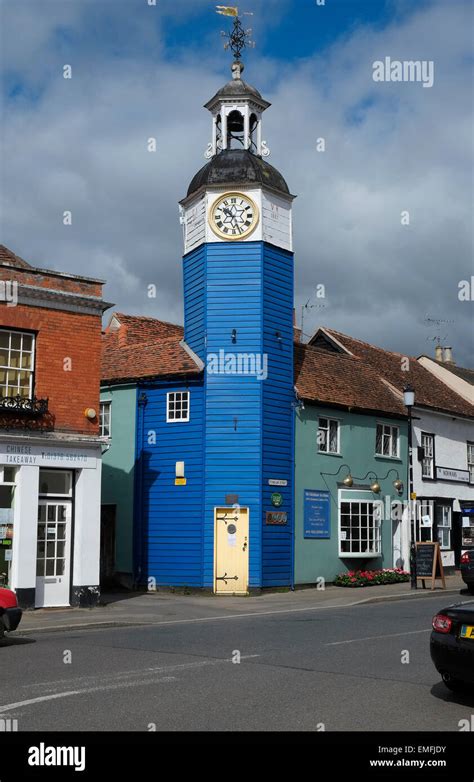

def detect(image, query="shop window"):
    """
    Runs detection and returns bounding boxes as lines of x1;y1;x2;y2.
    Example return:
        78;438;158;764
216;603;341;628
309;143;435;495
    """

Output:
318;417;339;454
436;504;452;550
418;500;434;542
39;470;73;497
468;442;474;484
0;329;35;398
421;433;434;479
339;500;381;557
376;423;399;458
100;401;112;437
167;391;190;422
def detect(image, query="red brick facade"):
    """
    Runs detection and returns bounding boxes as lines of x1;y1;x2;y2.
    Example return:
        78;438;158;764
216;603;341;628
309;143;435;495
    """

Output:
0;246;110;434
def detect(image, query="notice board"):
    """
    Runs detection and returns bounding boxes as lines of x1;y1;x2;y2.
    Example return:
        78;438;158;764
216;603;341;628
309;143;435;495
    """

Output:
304;490;331;539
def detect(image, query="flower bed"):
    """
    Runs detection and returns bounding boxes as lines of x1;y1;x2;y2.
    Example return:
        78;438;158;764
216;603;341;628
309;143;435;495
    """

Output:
334;568;410;587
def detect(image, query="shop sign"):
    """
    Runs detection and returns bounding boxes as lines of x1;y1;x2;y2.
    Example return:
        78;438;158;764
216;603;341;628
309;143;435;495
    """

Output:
435;466;470;483
265;512;287;525
304;490;331;539
0;443;98;469
269;479;288;487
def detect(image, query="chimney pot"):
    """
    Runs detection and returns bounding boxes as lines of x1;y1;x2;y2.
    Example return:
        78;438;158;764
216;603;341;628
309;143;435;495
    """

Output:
443;346;455;365
434;344;443;362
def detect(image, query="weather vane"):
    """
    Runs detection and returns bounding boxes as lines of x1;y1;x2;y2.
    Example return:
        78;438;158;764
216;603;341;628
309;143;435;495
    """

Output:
216;5;255;63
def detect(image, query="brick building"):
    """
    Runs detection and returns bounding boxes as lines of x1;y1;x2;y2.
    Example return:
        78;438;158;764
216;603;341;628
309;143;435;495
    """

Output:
0;245;111;608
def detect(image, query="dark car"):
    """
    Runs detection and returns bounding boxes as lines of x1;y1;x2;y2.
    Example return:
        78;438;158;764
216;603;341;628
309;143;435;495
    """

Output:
0;586;22;639
431;601;474;691
460;551;474;593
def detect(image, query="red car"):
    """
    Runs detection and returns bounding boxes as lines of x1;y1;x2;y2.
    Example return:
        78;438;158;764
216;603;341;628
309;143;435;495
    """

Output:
0;587;22;639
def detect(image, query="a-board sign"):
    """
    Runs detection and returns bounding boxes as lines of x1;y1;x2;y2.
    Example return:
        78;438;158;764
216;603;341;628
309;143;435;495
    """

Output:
415;542;446;590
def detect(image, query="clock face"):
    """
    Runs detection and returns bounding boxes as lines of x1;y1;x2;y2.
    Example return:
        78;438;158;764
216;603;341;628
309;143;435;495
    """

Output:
210;193;259;240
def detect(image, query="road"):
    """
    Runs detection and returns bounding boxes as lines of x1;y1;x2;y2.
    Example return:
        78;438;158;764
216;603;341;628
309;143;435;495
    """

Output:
1;594;473;731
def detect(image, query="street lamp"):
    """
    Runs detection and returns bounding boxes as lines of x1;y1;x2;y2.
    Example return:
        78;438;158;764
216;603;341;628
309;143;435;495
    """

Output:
403;383;417;589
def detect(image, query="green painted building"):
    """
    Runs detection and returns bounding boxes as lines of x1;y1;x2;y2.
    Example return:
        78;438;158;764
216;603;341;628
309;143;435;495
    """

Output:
294;328;409;584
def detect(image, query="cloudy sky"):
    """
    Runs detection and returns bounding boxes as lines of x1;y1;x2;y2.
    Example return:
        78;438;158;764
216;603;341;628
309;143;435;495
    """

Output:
1;0;472;363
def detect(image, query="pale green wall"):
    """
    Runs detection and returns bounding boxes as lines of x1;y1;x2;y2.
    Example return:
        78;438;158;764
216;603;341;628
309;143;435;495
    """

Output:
101;384;137;578
295;404;408;584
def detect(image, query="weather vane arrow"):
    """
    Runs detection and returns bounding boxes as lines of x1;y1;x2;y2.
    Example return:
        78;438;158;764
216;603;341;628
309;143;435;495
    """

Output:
216;5;255;63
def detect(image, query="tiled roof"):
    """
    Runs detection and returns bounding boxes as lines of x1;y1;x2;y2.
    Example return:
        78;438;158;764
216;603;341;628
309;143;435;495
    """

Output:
294;343;406;416
310;327;474;419
0;244;33;269
101;313;199;383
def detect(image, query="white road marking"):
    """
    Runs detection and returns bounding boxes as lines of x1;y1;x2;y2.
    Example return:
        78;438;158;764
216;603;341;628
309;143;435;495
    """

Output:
0;655;260;713
326;628;432;646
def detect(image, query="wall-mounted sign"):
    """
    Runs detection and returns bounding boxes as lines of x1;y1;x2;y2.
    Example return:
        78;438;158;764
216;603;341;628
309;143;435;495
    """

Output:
4;549;12;562
266;511;287;525
0;443;98;469
436;466;470;484
269;479;288;487
271;492;283;507
304;490;331;539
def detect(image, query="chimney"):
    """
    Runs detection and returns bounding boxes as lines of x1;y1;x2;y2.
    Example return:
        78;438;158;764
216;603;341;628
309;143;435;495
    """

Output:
434;344;443;362
443;346;455;365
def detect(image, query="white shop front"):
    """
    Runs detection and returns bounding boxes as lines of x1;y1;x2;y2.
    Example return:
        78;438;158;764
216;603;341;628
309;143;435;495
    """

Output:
0;438;102;608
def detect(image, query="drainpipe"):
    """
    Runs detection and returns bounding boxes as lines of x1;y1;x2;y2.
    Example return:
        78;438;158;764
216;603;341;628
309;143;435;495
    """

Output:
133;390;147;588
290;390;297;591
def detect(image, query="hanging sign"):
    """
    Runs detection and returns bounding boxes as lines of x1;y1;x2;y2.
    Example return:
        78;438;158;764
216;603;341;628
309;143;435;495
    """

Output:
304;490;331;539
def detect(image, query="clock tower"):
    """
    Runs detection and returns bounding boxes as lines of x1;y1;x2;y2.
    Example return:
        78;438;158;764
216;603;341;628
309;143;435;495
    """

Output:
179;14;295;592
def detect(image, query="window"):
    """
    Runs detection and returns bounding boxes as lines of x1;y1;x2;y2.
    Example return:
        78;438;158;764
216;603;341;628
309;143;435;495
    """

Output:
418;499;434;543
100;401;111;437
468;442;474;484
339;500;382;556
0;329;35;398
436;504;452;550
376;423;399;458
421;433;434;479
167;391;190;422
318;417;339;454
38;470;73;497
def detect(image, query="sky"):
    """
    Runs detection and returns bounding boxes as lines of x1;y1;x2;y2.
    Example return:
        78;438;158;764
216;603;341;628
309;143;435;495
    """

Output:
0;0;473;364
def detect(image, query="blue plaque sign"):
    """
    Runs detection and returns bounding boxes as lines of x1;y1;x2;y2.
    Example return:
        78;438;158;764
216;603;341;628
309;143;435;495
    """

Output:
304;489;331;539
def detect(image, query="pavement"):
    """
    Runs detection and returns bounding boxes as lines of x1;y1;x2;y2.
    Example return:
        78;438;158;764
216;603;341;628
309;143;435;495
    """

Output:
15;573;468;635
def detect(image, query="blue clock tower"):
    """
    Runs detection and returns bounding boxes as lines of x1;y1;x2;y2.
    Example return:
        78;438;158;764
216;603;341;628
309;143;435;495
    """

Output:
178;18;295;592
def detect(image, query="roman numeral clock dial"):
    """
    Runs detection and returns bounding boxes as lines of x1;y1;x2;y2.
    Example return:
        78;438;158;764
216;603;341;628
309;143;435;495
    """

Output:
210;193;259;240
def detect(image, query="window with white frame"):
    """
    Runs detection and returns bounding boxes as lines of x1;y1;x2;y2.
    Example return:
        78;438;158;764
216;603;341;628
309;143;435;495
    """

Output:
421;433;434;479
318;417;339;454
0;329;35;398
436;504;452;550
418;499;434;543
468;442;474;484
167;391;190;422
339;500;381;556
99;401;111;437
375;423;399;458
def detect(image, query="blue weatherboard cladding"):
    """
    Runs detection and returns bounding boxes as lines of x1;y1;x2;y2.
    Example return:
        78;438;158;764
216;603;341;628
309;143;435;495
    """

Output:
183;245;206;360
182;240;294;589
134;378;205;586
262;244;294;586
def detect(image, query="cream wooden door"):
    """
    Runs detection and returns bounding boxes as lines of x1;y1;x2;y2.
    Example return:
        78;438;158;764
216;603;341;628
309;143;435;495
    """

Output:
214;507;249;594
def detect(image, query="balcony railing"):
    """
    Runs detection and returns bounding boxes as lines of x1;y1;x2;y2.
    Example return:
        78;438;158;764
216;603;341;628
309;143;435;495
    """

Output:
0;395;49;417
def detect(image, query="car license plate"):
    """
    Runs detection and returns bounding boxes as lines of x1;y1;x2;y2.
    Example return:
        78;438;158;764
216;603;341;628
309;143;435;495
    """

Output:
460;625;474;639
